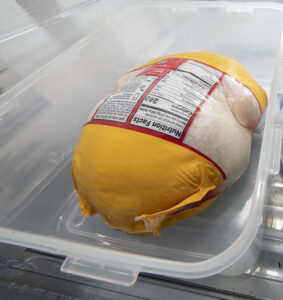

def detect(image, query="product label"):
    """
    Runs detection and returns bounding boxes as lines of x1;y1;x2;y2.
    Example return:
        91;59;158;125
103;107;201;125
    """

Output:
91;58;223;141
93;75;157;123
130;61;222;139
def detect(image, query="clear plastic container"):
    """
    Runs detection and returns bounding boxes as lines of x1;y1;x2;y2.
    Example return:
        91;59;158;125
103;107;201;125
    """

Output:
0;0;283;286
0;0;129;92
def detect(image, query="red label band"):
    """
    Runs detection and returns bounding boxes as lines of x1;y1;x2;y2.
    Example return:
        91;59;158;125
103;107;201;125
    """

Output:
86;58;226;179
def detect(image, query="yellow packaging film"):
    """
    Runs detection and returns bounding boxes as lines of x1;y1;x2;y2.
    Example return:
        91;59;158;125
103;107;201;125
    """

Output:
72;52;267;235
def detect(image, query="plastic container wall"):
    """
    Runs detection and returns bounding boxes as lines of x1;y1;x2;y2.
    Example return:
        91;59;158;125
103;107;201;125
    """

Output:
0;0;129;92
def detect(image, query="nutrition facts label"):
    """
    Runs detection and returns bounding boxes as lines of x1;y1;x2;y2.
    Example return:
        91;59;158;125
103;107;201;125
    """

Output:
92;58;223;140
131;60;222;139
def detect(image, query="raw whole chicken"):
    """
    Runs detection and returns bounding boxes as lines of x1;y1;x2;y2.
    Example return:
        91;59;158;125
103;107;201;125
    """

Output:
72;52;267;235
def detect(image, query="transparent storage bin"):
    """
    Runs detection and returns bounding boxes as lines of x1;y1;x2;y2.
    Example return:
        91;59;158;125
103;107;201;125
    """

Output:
1;0;283;286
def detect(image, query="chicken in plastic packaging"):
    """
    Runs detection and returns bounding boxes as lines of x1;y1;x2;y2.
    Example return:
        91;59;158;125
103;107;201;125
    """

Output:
72;52;267;235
